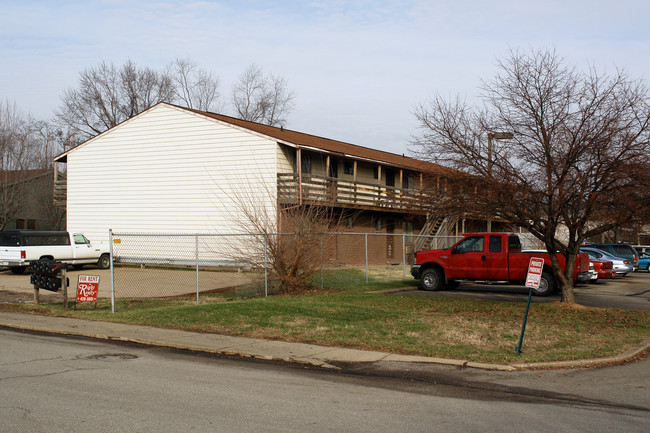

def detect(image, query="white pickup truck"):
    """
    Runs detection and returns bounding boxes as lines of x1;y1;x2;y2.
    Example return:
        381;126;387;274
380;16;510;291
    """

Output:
0;230;110;274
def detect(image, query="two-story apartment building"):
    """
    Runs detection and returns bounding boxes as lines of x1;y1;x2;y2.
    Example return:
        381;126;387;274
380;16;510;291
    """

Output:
53;102;495;265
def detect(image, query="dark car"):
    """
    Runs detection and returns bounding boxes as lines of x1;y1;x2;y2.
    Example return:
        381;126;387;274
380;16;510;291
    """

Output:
586;243;639;270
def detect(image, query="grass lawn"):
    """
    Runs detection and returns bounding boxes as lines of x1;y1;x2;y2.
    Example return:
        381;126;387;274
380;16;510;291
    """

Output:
1;274;648;364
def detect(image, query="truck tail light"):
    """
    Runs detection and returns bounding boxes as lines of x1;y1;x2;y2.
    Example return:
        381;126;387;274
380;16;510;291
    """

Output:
21;250;26;259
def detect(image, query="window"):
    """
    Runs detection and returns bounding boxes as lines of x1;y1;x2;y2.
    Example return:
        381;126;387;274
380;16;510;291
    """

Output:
73;234;90;245
301;153;311;174
344;161;354;175
403;221;414;242
508;235;522;251
489;235;502;252
373;166;380;179
0;233;20;247
375;217;382;231
455;236;484;253
15;219;36;229
385;169;395;187
293;151;312;174
23;234;70;246
403;174;411;190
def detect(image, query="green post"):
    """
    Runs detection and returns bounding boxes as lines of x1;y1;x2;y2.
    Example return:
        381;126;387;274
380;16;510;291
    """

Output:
516;287;533;354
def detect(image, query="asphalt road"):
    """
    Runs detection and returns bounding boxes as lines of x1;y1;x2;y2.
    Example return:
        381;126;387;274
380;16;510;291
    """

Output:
401;270;650;312
2;329;648;433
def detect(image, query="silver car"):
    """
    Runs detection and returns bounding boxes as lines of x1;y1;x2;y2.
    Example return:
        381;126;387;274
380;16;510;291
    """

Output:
580;247;634;276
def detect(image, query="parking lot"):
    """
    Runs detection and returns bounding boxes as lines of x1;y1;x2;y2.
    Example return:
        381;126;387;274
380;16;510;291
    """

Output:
1;266;649;312
401;270;650;312
0;266;255;303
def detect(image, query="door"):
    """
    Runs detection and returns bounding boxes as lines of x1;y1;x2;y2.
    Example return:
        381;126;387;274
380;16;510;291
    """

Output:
483;235;508;280
386;219;395;259
445;235;487;279
72;234;96;261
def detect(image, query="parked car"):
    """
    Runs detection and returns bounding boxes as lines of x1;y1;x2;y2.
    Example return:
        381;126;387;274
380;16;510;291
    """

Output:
590;259;615;281
638;251;650;272
580;247;634;276
587;262;598;282
586;243;639;270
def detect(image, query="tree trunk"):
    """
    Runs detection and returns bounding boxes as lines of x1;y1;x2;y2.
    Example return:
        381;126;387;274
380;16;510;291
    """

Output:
559;279;576;304
549;254;576;304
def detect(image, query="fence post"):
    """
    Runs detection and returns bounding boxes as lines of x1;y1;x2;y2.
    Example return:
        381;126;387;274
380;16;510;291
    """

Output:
195;234;199;305
402;234;406;280
264;234;268;297
109;229;115;313
365;233;369;283
320;233;324;289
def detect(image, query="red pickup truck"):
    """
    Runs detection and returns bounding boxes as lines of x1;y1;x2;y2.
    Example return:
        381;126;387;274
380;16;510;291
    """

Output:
411;233;591;296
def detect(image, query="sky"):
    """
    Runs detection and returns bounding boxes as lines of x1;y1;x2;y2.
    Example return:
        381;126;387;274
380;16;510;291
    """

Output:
1;0;649;155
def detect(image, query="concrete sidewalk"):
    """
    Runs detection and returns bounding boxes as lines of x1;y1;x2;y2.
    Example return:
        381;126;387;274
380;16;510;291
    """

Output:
1;311;648;371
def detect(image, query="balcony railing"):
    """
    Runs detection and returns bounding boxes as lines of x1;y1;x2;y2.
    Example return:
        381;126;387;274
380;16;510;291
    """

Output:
277;173;429;213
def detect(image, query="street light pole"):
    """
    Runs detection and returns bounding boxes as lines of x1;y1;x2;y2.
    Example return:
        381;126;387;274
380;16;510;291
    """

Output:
486;131;514;232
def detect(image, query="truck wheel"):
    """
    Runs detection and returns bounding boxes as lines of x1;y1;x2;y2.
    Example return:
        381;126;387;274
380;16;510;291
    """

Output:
97;254;110;270
534;271;556;296
420;268;443;291
10;266;27;275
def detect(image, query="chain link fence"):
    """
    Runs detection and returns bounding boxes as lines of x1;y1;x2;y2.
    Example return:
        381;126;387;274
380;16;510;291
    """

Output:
108;230;462;311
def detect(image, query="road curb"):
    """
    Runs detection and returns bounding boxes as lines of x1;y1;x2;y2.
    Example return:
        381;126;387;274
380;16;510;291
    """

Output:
509;338;650;370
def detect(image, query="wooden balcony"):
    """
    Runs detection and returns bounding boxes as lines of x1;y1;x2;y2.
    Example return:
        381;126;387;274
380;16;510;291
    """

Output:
277;173;429;214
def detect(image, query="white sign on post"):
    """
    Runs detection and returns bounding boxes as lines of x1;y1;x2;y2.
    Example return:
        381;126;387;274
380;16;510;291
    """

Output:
525;257;545;289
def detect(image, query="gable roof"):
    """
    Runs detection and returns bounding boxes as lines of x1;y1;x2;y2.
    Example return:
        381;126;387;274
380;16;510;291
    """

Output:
55;102;450;175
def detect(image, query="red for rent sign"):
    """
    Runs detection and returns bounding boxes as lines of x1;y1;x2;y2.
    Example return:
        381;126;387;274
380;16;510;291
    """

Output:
76;275;100;303
525;258;545;289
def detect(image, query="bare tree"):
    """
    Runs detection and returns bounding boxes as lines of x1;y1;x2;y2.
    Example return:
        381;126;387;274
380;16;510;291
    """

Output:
217;171;343;295
169;57;221;112
411;48;650;303
55;60;175;144
232;64;295;126
0;101;46;229
55;60;296;147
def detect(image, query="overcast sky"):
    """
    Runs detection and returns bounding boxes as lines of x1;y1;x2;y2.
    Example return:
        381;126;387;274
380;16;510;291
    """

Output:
1;0;648;155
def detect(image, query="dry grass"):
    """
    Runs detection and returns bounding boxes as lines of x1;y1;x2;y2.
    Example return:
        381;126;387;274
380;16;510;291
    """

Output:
1;279;648;364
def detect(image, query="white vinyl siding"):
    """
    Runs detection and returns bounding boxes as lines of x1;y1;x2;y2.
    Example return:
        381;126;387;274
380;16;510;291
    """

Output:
66;104;278;243
277;144;294;173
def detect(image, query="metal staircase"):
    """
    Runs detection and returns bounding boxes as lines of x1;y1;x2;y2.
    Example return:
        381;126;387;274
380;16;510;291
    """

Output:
413;215;458;251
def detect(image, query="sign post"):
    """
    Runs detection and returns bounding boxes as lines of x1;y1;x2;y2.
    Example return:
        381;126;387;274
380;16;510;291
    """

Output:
516;257;545;354
75;275;100;310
